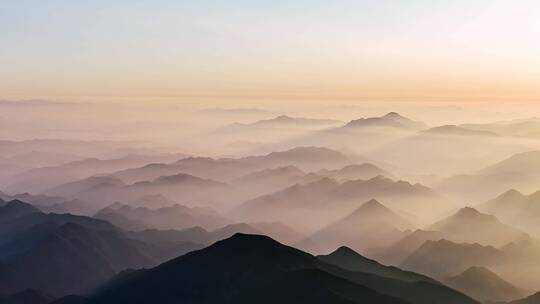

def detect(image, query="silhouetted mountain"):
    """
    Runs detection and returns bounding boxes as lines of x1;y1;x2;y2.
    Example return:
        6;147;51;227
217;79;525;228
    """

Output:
71;233;476;304
303;199;414;253
443;266;524;302
400;239;505;278
318;246;436;284
0;222;153;297
428;207;526;247
0;200;40;222
342;112;427;130
479;189;540;236
0;289;53;304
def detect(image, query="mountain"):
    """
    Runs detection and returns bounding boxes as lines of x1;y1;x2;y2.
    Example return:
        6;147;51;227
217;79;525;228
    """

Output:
232;166;307;196
228;115;341;128
443;266;524;302
124;221;302;248
302;199;414;253
341;112;427;130
0;289;53;304
462;117;540;139
0;222;154;297
400;239;505;278
318;246;436;284
424;125;498;137
428;207;527;247
65;233;476;304
435;151;540;202
5;154;186;194
233;176;443;233
111;146;355;185
366;126;536;178
0;201;204;297
372;230;445;265
479;189;540;236
0;200;41;222
95;203;231;231
71;173;235;211
509;292;540;304
316;163;393;181
483;150;540;179
44;176;126;198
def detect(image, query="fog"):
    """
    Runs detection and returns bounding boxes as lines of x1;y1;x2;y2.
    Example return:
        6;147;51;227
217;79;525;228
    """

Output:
3;99;540;302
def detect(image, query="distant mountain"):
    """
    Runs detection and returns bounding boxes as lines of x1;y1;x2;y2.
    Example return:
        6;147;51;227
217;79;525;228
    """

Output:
479;189;540;236
95;203;231;231
226;115;341;129
234;176;443;232
111;146;355;185
125;221;303;248
67;234;476;304
341;112;427;130
443;266;524;302
373;230;445;265
484;150;540;178
428;207;527;247
462;117;540;139
316;163;393;181
400;239;505;278
5;154;187;194
318;246;436;284
44;176;126;198
72;173;235;211
435;150;540;202
302;200;414;253
424;125;498;137
232;166;307;195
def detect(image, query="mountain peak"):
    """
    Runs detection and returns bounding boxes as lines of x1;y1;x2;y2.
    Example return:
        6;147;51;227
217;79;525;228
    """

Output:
455;206;482;217
331;246;362;257
384;112;403;119
496;189;525;201
358;199;386;211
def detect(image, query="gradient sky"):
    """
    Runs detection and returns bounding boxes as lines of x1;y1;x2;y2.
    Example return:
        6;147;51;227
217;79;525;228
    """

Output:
1;0;539;103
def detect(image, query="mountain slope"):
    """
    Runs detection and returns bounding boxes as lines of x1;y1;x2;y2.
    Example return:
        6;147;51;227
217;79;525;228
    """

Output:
233;176;443;232
443;266;524;302
72;234;476;304
94;203;230;231
341;112;427;130
479;189;540;236
400;239;505;278
304;199;413;253
428;207;526;247
318;246;436;284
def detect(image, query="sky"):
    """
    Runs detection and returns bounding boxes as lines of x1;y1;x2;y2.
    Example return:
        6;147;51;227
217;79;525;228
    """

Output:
1;0;539;105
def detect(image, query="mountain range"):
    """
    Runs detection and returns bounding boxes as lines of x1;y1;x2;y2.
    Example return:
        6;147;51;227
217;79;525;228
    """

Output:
55;233;476;304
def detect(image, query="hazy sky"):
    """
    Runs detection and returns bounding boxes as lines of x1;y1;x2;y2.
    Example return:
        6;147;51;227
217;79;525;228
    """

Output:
1;0;539;104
